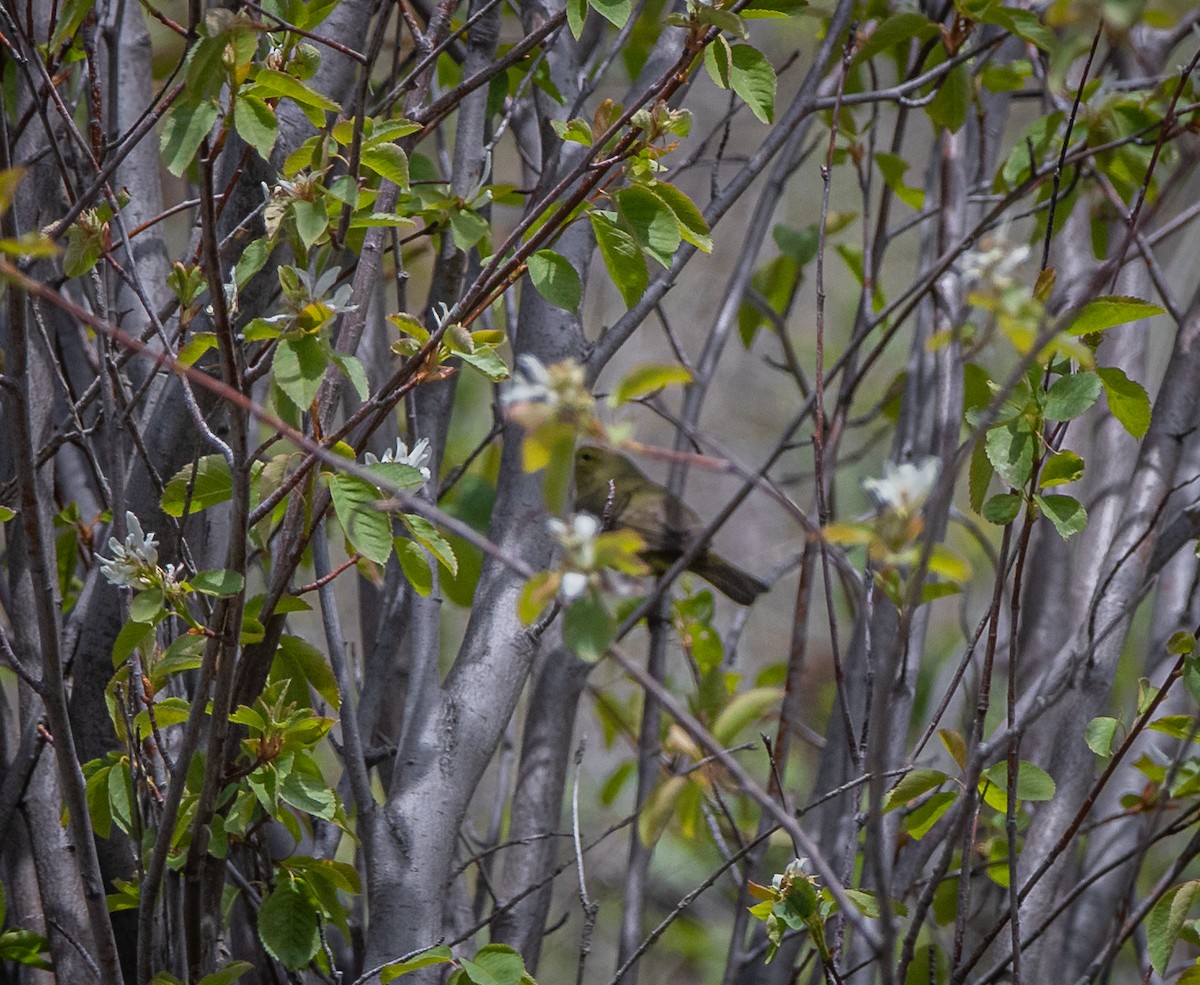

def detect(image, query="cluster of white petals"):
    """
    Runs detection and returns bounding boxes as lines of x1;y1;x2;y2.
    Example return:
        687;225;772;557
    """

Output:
98;512;163;590
547;513;600;599
863;458;940;516
365;437;433;480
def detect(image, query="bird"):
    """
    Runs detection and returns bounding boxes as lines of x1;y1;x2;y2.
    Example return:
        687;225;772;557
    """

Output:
573;446;768;605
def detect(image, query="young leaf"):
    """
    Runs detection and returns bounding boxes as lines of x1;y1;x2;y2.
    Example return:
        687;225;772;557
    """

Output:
274;335;328;410
234;95;278;161
161;97;220;177
1097;365;1151;439
1067;295;1165;336
883;768;948;812
563;596;614;663
729;44;776;124
527;249;582;311
329;474;393;564
1043;371;1101;421
1034;494;1087;539
610;362;693;405
590;212;648;308
258;877;320;971
396;539;433;596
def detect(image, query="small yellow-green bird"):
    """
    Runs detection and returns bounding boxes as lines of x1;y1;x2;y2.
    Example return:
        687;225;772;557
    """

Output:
573;446;768;605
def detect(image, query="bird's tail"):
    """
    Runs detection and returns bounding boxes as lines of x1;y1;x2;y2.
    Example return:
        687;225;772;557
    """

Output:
691;553;769;606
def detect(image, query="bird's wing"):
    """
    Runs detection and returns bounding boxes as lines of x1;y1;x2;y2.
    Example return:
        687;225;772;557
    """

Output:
618;490;702;554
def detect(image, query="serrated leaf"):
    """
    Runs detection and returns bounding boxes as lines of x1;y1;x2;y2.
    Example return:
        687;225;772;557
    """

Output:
986;422;1034;489
329;474;392;564
130;588;164;624
648;182;710;251
361;143;410;188
403;515;458;576
162;455;234;517
566;0;587;38
257;877;319;970
292;198;328;249
197;961;254;985
112;618;155;668
705;35;732;89
274;334;327;409
610;362;692;405
1149;881;1200;975
1034;493;1087;539
396;539;433;596
252;68;341;113
617;185;681;269
591;212;647;309
969;439;993;514
729;44;776;124
1097;366;1151;439
1043;371;1101;421
276;634;341;709
234;95;278;161
1067;295;1164;336
527;249;581;311
161;97;219;177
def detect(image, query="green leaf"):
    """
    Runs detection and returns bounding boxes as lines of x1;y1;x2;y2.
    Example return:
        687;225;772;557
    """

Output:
651;182;712;252
293;198;328;249
197;961;255;985
329;474;392;564
729;44;776;124
566;0;587;38
1149;881;1200;975
1043;371;1101;421
276;634;340;709
1097;366;1151;439
610;362;692;405
1169;631;1197;655
985;422;1034;489
130;588;164;624
711;687;782;746
588;0;631;28
403;515;458;576
279;769;337;820
0;506;14;521
361;143;410;188
274;334;328;410
981;493;1021;525
381;945;455;982
1067;295;1164;336
591;212;647;309
874;152;925;210
883;768;948;813
926;62;970;133
850;12;936;66
112;618;155;668
163;455;234;517
979;760;1056;812
904;791;956;839
234;95;278;161
464;944;525;985
177;332;217;368
189;568;245;597
1034;493;1087;539
550;118;593;146
252;68;341;113
969;439;994;514
1039;450;1084;488
1084;716;1120;757
527;249;581;311
87;766;113;838
705;35;732;89
258;876;320;970
460;348;510;382
161;97;219;177
563;596;614;663
396;539;433;596
980;5;1053;51
616;184;681;269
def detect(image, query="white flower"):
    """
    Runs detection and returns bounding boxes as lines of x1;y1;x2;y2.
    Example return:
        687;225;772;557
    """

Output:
98;511;161;589
863;458;940;516
560;571;590;599
548;512;600;567
959;236;1031;292
502;354;553;406
771;857;807;891
365;437;432;480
